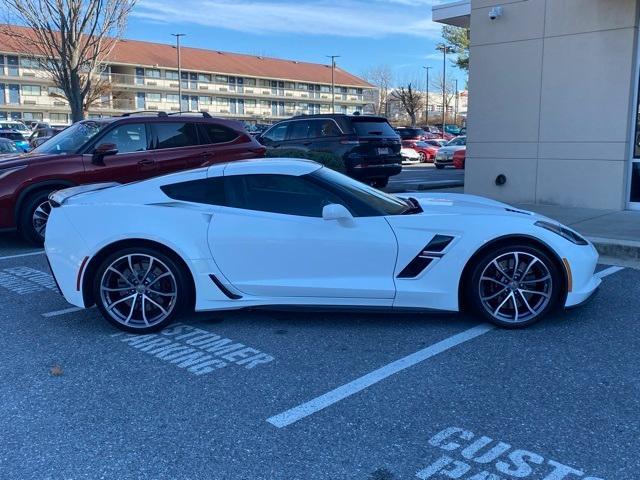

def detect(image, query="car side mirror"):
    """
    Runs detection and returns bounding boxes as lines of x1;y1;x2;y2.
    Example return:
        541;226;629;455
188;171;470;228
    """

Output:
322;204;353;221
92;143;118;165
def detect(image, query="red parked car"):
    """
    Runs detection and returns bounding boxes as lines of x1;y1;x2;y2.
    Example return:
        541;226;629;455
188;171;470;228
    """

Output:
401;139;446;163
0;112;265;244
453;149;466;169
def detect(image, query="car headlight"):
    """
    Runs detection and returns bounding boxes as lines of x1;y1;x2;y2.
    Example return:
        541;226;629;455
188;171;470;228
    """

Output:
0;165;27;180
535;220;589;246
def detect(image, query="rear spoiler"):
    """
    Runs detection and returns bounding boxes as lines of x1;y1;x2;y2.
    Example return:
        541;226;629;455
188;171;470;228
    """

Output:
49;182;120;207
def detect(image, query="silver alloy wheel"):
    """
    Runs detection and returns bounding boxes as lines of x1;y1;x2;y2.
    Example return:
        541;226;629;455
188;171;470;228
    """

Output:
478;251;552;324
418;152;426;162
32;200;51;238
100;254;177;328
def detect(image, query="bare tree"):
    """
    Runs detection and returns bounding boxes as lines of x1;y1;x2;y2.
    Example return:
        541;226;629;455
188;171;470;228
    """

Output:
430;74;456;124
391;83;423;126
2;0;136;122
362;65;393;116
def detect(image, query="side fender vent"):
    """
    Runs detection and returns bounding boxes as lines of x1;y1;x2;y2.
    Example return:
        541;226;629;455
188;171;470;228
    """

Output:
397;235;455;279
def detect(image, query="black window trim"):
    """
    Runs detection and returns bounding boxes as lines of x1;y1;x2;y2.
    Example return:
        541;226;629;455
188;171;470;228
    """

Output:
196;121;239;146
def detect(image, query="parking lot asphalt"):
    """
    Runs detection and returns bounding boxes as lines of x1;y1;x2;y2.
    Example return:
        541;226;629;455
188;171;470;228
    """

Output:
388;164;464;191
0;235;637;480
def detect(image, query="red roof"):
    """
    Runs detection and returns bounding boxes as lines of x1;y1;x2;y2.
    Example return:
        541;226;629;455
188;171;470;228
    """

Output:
0;24;371;87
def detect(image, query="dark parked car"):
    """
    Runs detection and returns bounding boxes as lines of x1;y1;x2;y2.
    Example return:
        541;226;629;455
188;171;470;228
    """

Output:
0;130;30;152
28;126;66;149
258;114;401;188
396;127;428;142
0;112;265;244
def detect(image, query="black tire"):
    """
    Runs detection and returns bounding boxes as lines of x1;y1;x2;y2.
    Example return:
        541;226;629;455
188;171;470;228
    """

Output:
18;190;54;246
93;246;191;333
466;244;563;329
435;164;445;170
370;177;389;189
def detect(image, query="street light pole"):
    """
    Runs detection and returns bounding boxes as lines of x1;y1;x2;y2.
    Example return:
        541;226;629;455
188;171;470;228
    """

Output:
172;33;186;111
454;78;459;126
326;55;340;114
437;43;453;135
422;66;432;125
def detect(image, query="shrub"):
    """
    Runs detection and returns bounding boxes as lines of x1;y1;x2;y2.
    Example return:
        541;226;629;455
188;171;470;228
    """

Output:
265;149;346;173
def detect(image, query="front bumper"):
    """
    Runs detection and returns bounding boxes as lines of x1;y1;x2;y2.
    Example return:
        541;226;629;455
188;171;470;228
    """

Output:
563;242;601;308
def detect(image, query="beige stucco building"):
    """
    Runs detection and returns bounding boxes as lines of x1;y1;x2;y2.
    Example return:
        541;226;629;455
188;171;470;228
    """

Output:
433;0;640;211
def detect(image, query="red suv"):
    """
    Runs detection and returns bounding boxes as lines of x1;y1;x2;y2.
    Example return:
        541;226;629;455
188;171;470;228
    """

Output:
0;112;265;244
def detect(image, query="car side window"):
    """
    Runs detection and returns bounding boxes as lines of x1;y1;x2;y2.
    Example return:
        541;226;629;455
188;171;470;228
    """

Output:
309;120;340;138
199;123;238;145
98;123;147;153
152;122;199;150
160;177;226;206
262;123;287;143
226;174;345;218
288;121;311;140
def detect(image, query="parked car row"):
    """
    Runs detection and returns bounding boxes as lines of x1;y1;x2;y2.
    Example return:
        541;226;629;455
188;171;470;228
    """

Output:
255;113;402;188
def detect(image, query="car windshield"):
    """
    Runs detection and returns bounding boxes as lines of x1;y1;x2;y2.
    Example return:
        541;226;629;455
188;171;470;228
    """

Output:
32;121;106;155
0;122;28;132
446;136;466;146
0;132;25;141
311;167;415;216
352;119;397;137
0;141;18;153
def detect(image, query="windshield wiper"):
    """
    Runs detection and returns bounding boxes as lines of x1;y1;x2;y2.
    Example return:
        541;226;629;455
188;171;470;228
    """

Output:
401;197;423;215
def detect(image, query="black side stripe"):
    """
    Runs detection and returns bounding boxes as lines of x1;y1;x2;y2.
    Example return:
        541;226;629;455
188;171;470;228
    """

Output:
397;235;455;279
209;274;242;299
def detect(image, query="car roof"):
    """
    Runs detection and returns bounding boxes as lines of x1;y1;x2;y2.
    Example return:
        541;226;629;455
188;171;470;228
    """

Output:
0;137;13;143
208;158;322;178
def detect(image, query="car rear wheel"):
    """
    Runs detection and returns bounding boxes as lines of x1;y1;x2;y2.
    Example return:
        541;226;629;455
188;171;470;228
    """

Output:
18;190;54;245
418;152;426;163
435;164;445;170
467;245;563;328
93;247;190;333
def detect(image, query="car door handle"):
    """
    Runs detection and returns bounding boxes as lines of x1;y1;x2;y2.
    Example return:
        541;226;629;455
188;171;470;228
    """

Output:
138;159;156;167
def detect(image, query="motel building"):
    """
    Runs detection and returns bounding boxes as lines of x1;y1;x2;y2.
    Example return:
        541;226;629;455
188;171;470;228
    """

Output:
433;0;640;211
0;26;371;126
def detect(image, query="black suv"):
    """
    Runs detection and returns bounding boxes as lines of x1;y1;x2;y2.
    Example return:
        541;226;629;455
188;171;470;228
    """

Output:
257;114;401;188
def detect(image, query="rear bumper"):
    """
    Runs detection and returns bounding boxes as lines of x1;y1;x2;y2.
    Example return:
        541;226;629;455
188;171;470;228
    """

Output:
347;159;402;179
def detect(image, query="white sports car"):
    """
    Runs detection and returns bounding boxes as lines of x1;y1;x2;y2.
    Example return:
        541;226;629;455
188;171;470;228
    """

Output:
45;159;600;333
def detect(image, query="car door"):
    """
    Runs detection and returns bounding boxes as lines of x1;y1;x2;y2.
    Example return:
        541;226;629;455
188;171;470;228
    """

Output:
82;122;157;184
197;122;263;166
258;122;288;152
307;119;342;154
207;173;398;300
148;121;207;176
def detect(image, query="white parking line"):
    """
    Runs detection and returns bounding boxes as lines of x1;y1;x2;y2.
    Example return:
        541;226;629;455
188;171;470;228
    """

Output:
42;306;84;318
0;250;44;261
266;323;495;428
595;266;625;279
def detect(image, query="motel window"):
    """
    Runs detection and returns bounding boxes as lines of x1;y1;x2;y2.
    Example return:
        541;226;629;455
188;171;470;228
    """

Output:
147;93;162;102
146;69;161;78
22;85;41;96
50;113;68;123
166;94;179;103
165;70;179;80
198;73;211;83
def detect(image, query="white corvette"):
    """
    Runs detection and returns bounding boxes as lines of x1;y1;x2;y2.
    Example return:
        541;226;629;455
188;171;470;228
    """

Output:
45;158;600;333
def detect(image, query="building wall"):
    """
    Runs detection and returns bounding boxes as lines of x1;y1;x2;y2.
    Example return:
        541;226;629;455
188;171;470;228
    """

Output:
0;56;370;125
465;0;639;209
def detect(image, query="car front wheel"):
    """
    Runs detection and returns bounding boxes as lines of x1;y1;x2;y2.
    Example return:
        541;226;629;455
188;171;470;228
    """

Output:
467;245;563;328
93;247;190;333
18;190;54;245
435;163;445;170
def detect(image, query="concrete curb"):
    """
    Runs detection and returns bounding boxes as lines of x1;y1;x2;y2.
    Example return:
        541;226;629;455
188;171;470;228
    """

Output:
587;236;640;262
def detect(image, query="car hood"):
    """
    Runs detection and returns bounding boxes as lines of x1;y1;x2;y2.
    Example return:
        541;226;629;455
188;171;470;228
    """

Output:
0;152;67;168
398;192;539;219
